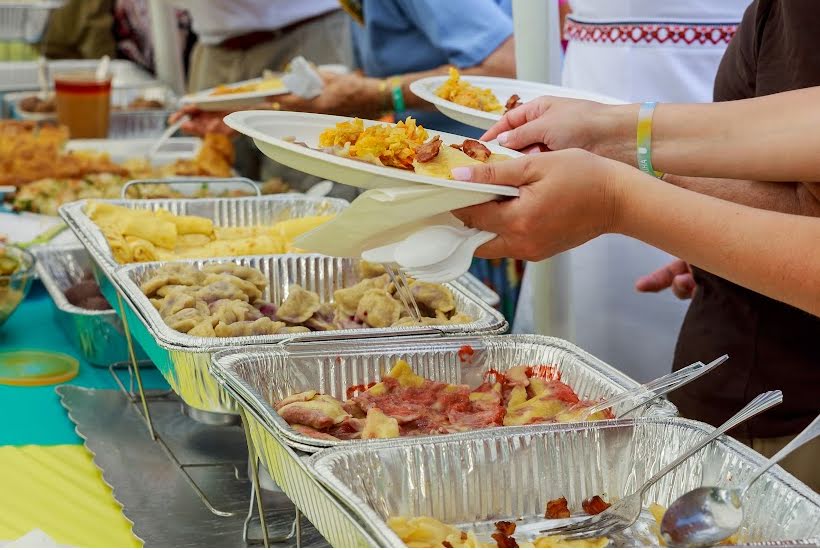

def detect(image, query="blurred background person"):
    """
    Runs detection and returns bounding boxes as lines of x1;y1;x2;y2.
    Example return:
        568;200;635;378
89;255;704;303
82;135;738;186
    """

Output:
40;0;116;60
169;0;354;196
113;0;195;75
177;0;524;320
514;0;751;384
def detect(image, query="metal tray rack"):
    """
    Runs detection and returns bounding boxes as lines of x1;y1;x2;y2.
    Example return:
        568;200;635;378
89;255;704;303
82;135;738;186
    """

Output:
34;245;146;366
112;255;507;416
210;335;678;452
308;418;820;547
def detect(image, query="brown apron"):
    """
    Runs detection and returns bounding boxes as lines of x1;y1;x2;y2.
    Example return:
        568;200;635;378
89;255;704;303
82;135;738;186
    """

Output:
670;0;820;440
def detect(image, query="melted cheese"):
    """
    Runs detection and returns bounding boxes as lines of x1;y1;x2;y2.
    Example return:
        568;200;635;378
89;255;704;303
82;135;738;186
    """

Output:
388;360;425;388
504;395;568;426
412;143;482;179
361;407;399;439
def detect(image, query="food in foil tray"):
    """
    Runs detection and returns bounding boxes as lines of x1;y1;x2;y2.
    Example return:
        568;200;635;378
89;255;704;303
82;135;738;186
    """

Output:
64;274;111;311
18;94;166;115
86;200;332;263
388;497;740;548
298;115;512;176
141;261;473;338
4;125;237;213
276;356;613;441
435;68;522;114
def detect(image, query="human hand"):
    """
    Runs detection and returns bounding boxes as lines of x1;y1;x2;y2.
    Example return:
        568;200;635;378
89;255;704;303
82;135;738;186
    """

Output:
450;149;625;261
635;259;697;299
169;105;235;137
482;96;638;165
274;71;384;118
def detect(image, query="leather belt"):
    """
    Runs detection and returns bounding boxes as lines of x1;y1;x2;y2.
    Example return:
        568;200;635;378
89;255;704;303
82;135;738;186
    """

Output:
218;12;330;50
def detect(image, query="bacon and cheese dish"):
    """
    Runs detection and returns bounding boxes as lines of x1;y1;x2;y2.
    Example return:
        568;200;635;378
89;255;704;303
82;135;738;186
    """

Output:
435;68;523;114
388;496;612;548
276;359;613;442
313;116;511;176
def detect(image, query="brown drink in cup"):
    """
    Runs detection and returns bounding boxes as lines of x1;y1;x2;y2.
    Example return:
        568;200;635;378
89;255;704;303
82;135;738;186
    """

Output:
54;72;112;138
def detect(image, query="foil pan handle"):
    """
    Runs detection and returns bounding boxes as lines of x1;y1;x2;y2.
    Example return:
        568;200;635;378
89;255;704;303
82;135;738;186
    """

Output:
120;177;261;199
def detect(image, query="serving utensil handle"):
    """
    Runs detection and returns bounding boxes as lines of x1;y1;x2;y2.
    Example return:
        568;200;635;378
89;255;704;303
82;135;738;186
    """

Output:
740;412;820;497
638;390;783;494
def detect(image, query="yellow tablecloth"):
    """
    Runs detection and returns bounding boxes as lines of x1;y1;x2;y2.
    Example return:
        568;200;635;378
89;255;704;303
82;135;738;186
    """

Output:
0;445;141;547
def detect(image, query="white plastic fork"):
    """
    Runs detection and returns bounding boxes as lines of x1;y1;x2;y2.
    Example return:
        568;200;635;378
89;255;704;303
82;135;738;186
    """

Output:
403;229;496;283
516;390;783;542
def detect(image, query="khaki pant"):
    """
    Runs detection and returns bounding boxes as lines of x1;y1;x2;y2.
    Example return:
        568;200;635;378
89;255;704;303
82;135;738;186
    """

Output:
187;9;357;200
736;433;820;493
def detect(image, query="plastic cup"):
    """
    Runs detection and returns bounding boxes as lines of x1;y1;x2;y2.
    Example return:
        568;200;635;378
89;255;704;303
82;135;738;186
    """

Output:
54;71;112;138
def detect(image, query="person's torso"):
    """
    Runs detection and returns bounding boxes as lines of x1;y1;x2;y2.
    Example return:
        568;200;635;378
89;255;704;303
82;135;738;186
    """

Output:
351;0;511;77
173;0;338;45
672;0;820;439
562;0;750;102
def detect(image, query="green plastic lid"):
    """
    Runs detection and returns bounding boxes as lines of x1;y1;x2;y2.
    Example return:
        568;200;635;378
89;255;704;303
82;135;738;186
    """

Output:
0;350;79;386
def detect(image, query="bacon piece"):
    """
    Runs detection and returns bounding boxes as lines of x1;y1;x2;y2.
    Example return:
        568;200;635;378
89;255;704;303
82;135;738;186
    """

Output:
492;520;519;548
582;495;611;515
460;532;468;541
461;139;491;162
346;382;377;400
457;345;475;362
505;94;522;112
545;496;571;519
449;143;463;151
442;542;453;548
415;136;442;162
494;521;516;537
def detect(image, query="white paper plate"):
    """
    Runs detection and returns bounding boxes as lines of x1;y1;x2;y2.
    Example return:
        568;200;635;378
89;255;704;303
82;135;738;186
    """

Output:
410;75;626;130
224;111;521;197
181;77;289;112
65;137;201;166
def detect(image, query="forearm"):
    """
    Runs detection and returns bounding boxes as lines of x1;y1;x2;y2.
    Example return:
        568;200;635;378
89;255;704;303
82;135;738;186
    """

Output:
662;175;820;216
598;88;820;181
612;165;820;316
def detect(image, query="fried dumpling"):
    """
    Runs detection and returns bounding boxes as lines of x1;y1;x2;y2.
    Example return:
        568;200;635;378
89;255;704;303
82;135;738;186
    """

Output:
203;273;262;302
201;263;267;292
165;307;206;333
357;289;402;328
209;299;263;325
214;317;286;337
410;281;455;314
277;284;321;323
195;278;249;303
159;289;196;318
334;274;390;316
188;318;216;337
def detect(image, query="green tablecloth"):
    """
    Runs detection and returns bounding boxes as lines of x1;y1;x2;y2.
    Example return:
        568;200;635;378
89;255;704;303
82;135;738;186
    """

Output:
0;283;168;446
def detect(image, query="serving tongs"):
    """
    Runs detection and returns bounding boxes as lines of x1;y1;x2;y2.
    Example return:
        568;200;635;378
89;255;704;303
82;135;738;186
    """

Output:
570;354;729;421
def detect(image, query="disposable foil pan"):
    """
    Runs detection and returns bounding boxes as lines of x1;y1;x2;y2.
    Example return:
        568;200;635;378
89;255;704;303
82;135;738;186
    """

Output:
59;195;350;275
5;85;179;138
456;272;500;308
210;335;678;451
111;255;506;414
240;400;380;547
34;245;146;366
309;418;820;547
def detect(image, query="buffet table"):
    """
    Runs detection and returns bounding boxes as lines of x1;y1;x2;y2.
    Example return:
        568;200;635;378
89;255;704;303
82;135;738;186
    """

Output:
0;283;167;547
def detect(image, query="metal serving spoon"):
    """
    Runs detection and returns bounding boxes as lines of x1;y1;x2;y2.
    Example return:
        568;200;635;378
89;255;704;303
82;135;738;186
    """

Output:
661;412;820;547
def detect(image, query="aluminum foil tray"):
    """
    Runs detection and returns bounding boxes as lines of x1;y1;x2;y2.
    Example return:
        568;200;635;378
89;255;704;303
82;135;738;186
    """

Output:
5;85;179;138
308;418;820;547
59;195;349;275
211;335;677;451
240;402;380;547
111;255;505;415
456;272;500;308
34;245;146;366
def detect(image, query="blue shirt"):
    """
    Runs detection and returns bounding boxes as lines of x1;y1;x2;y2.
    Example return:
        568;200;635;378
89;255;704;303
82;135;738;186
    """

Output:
352;0;513;136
